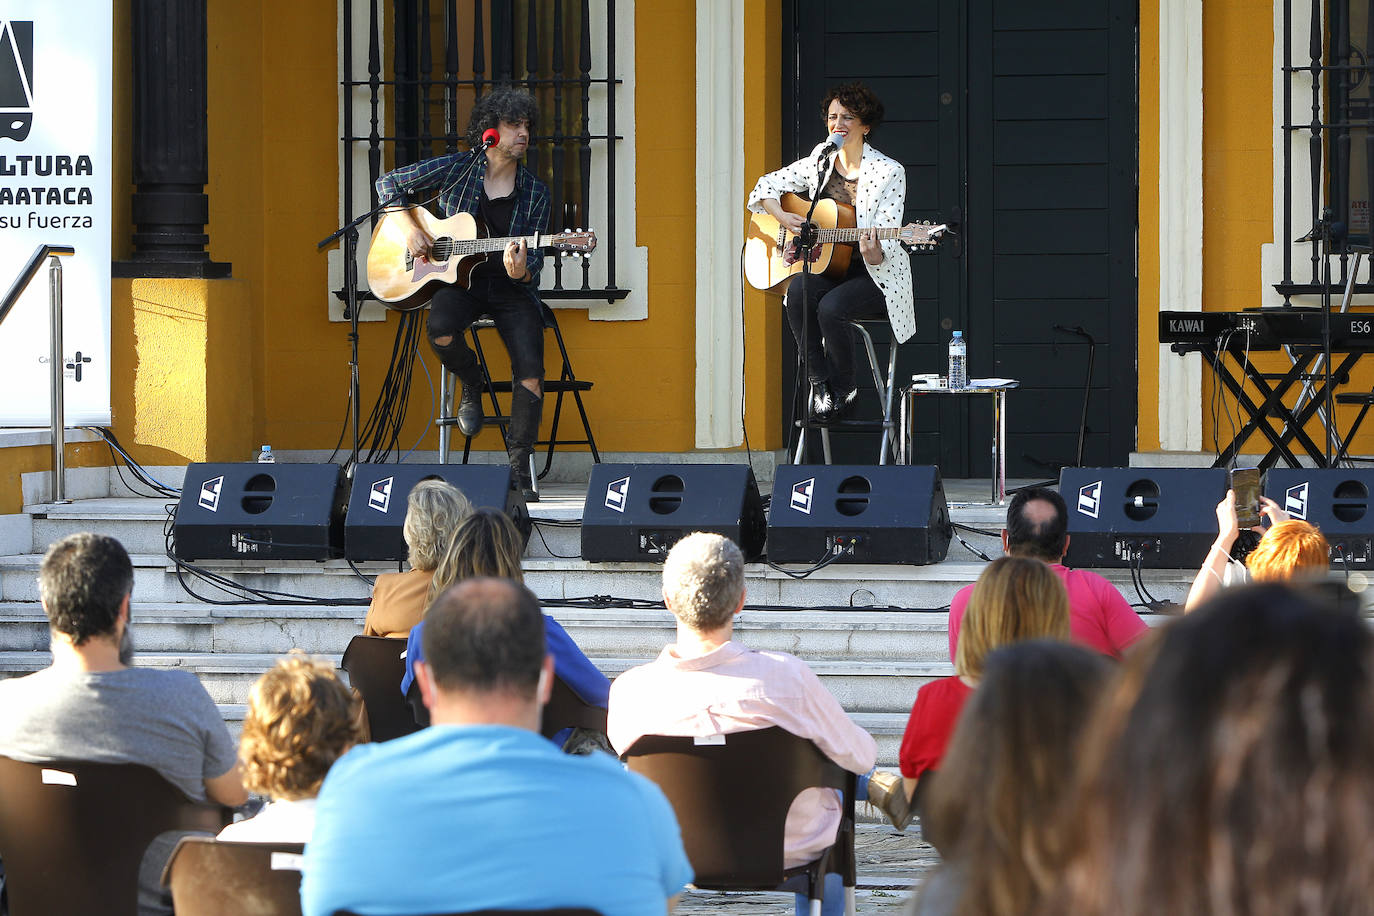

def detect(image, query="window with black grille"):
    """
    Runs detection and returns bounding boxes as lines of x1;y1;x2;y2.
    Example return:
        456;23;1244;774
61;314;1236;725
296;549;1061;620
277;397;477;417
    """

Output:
340;0;625;300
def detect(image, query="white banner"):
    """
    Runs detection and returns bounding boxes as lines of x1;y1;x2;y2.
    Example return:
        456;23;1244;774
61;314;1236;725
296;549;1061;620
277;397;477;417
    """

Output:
0;2;111;426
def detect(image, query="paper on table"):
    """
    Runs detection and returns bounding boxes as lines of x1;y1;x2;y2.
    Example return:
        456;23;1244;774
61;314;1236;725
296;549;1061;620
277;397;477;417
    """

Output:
969;378;1018;387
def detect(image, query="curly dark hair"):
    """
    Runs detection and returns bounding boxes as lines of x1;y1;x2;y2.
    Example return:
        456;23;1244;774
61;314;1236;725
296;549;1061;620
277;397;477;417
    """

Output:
465;86;539;149
39;532;133;646
819;82;884;132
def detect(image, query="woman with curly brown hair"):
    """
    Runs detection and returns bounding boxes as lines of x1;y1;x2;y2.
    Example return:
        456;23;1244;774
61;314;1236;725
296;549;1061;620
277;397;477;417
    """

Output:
218;653;363;843
748;81;915;423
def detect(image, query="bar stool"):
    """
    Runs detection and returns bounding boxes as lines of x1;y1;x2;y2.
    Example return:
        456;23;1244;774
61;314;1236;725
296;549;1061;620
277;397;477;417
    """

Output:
793;319;900;466
436;302;601;484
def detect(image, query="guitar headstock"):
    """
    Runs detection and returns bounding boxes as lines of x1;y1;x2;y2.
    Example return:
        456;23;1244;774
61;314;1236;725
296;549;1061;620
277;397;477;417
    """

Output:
897;221;948;251
550;230;598;254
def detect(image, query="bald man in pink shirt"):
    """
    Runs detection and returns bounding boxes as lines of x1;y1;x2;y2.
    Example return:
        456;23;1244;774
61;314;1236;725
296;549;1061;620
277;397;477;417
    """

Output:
948;487;1147;660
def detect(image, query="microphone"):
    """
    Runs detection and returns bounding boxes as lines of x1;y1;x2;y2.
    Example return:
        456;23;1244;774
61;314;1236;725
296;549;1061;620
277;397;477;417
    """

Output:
818;131;845;157
481;127;500;148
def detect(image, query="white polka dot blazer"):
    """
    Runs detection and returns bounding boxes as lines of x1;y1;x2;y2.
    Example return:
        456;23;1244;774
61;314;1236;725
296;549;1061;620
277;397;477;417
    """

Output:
748;142;916;343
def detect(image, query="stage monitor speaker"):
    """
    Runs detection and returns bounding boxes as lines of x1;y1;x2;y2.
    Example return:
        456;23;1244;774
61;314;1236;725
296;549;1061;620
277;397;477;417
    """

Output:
344;464;528;561
1061;467;1228;568
580;464;766;562
767;465;951;566
1264;469;1374;568
173;463;346;561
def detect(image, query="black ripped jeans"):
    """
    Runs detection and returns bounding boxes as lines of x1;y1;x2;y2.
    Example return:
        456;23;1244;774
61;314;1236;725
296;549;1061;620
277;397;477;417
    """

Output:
427;273;545;383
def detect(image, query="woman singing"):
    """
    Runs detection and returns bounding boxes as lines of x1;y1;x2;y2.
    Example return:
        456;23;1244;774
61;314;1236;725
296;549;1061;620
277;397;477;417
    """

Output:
748;82;914;422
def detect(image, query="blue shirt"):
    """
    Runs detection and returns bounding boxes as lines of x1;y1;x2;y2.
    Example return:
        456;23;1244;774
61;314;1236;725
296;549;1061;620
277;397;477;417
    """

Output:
301;724;693;916
401;616;612;744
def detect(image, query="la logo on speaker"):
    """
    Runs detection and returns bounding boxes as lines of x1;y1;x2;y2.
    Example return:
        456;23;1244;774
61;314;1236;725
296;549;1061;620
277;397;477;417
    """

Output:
0;20;33;142
1285;482;1309;520
1077;480;1102;519
604;476;630;513
790;477;815;515
198;476;224;512
368;476;394;513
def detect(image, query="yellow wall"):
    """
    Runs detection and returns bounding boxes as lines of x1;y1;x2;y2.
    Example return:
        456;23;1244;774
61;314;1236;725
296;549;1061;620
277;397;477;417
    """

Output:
1137;0;1160;451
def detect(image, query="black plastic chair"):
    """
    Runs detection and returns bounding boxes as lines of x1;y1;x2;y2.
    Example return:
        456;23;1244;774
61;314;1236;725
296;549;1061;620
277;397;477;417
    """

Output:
0;755;230;916
437;302;601;481
621;726;857;915
405;672;606;742
340;635;422;741
162;836;305;915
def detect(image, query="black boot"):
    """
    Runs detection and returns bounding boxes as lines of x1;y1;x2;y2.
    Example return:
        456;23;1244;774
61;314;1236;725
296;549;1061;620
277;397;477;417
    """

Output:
507;385;544;502
455;364;485;437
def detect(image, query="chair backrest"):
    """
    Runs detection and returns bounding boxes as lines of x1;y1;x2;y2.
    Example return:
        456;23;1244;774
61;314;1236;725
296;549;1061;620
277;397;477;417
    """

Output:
621;726;855;889
0;755;229;916
163;836;306;916
340;635;422;741
540;675;607;739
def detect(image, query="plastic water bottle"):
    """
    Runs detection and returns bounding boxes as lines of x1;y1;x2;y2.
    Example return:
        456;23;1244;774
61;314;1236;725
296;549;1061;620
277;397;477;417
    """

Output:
948;331;967;390
256;445;275;464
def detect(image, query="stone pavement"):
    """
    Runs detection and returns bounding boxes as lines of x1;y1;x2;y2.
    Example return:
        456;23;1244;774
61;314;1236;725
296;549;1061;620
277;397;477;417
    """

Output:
674;825;939;913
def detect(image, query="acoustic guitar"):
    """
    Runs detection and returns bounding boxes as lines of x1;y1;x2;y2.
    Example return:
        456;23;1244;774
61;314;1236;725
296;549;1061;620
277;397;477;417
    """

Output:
366;207;597;307
744;191;946;292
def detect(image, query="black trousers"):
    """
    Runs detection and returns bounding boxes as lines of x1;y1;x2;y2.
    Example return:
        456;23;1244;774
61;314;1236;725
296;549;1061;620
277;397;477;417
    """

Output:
427;273;545;382
783;263;886;394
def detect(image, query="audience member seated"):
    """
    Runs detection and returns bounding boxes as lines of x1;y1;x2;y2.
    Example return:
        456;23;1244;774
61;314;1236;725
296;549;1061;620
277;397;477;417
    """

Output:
1042;582;1374;915
902;557;1070;797
909;640;1113;915
607;532;910;916
0;532;246;916
302;578;692;916
361;479;471;638
947;487;1145;660
218;653;362;843
1185;488;1328;610
400;507;610;750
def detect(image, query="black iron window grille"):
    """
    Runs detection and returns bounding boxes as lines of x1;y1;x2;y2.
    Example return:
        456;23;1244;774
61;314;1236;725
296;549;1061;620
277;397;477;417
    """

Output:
1280;0;1374;298
340;0;626;301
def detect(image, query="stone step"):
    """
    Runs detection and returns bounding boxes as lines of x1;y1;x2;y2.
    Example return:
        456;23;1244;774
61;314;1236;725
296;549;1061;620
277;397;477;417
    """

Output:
0;650;949;715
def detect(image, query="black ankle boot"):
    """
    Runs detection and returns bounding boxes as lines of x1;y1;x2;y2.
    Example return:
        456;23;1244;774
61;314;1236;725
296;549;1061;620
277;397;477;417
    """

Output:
455;366;485;437
507;385;544;501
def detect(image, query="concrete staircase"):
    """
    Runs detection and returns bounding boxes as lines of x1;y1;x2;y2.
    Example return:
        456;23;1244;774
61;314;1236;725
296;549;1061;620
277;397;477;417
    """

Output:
0;466;1195;767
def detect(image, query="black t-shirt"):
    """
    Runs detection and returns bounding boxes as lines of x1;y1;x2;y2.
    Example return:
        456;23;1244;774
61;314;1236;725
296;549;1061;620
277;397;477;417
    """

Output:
472;188;519;279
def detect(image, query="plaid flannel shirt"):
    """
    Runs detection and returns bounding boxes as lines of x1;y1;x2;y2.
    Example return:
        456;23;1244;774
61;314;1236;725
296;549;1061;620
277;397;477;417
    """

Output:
375;149;551;282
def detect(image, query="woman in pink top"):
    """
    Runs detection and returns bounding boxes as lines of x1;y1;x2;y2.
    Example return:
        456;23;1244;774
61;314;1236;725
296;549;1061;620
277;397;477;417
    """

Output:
899;557;1071;800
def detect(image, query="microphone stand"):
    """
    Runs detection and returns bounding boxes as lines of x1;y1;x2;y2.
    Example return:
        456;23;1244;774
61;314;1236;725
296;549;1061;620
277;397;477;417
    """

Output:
317;144;490;476
791;147;834;464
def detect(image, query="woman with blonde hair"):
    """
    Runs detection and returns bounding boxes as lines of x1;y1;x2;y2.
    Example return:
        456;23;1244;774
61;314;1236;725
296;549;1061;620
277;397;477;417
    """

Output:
898;557;1071;798
400;508;611;749
362;479;471;638
219;653;363;842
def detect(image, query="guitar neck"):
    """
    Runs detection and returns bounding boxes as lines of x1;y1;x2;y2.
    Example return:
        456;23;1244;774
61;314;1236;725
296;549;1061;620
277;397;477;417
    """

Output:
814;226;902;243
432;232;543;258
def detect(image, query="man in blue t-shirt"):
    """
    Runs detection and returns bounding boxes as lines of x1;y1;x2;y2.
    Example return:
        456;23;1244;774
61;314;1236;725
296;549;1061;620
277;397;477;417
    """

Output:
302;577;692;916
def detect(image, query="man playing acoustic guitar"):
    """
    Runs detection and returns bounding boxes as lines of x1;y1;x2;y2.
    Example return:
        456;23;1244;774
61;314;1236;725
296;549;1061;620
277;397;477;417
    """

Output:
375;87;549;500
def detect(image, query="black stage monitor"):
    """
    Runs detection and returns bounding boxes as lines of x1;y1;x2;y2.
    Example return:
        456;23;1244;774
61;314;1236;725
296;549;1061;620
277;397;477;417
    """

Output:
580;464;766;562
767;465;951;566
173;463;346;561
344;464;527;561
1264;468;1374;568
1061;467;1228;569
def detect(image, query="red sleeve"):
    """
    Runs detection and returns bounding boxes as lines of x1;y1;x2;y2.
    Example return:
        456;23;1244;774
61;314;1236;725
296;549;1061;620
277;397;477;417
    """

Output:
898;678;970;779
947;585;973;662
1092;574;1148;656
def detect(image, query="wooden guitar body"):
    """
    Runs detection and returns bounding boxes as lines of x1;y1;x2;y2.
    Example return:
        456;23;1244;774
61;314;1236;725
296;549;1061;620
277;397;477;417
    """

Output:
744;193;854;292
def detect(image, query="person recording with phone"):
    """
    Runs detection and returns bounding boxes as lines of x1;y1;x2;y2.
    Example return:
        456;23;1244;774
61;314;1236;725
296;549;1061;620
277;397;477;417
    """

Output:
1184;489;1330;610
747;82;914;423
374;87;549;500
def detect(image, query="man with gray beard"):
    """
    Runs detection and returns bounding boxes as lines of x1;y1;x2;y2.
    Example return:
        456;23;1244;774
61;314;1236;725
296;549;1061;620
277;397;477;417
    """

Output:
0;532;245;915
